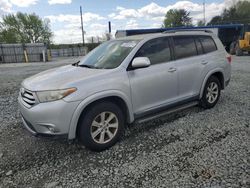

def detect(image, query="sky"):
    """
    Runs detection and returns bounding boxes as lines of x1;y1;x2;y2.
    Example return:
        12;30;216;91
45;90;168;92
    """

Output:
0;0;243;44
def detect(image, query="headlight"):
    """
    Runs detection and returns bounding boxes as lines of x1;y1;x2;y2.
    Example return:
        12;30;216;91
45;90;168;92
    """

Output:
36;88;77;103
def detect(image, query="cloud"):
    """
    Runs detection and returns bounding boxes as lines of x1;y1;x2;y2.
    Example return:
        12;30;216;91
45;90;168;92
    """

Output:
45;13;106;44
125;19;139;29
108;0;243;24
48;0;72;5
116;6;125;11
138;2;167;17
113;8;140;20
52;28;82;44
52;23;108;44
46;13;105;24
0;0;12;15
10;0;38;7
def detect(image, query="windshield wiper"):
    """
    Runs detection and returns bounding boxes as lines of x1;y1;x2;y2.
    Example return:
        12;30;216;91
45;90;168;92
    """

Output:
72;61;80;67
78;64;98;69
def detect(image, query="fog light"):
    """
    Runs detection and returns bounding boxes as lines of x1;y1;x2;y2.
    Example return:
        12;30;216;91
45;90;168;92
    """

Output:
37;123;58;133
48;127;55;133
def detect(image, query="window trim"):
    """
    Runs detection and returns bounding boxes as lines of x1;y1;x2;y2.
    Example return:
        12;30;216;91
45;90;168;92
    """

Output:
127;36;173;71
194;36;204;55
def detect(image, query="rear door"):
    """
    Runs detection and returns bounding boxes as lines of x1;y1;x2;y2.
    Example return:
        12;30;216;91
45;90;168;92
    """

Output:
172;35;206;99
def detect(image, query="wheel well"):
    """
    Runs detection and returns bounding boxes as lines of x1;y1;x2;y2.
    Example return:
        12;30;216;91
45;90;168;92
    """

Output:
76;96;129;137
211;72;224;89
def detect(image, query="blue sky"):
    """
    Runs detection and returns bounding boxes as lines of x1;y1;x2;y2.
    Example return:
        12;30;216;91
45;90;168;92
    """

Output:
0;0;237;43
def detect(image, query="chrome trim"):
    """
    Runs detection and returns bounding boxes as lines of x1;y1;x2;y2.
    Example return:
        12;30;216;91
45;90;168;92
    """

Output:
20;88;37;108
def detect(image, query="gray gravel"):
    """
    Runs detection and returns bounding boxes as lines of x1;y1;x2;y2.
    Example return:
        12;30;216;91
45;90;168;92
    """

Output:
0;56;249;188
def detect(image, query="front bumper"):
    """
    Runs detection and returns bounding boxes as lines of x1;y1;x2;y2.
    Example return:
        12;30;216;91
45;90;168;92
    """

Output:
18;95;80;138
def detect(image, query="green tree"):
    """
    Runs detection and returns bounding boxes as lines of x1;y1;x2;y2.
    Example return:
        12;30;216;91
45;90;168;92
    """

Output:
208;0;250;25
0;12;52;43
197;20;205;26
207;16;223;25
163;9;192;28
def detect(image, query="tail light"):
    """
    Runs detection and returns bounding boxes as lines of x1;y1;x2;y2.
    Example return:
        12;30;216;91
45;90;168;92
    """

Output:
226;55;232;64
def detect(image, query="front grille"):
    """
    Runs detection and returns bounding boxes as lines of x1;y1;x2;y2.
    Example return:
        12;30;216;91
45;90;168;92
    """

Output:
20;88;36;108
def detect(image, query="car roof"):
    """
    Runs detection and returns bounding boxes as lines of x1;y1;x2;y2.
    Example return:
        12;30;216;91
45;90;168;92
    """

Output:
116;31;214;41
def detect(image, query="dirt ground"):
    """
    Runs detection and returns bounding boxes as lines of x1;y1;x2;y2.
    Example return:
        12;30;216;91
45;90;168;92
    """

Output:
0;56;249;188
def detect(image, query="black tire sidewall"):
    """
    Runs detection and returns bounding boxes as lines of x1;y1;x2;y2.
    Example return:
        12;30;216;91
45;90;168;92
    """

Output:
78;101;125;152
201;76;221;109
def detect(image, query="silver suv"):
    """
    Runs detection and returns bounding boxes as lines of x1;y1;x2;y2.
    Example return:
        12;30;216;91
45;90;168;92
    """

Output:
18;31;231;151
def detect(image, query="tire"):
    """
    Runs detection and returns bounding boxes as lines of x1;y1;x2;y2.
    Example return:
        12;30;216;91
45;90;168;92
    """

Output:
200;76;221;109
77;101;125;152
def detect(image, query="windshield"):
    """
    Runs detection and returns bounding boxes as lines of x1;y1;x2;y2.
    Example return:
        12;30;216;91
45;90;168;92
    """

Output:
78;40;139;69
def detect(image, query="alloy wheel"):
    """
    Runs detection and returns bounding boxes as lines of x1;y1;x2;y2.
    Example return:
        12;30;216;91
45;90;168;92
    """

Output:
206;82;219;104
90;111;119;144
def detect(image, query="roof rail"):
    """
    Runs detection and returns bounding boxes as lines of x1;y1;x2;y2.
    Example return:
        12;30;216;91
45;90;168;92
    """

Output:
163;29;213;33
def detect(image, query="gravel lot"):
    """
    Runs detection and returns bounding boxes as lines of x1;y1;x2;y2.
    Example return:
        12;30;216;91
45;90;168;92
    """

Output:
0;56;249;188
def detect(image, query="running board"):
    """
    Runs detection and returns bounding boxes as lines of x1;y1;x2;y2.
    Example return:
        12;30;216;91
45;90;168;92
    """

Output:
136;101;199;124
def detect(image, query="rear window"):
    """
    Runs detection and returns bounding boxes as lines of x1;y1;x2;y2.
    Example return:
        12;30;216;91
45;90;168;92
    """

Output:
173;36;197;59
199;36;217;53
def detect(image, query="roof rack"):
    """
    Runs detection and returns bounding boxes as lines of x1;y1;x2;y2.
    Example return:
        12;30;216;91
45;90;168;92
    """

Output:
163;29;213;33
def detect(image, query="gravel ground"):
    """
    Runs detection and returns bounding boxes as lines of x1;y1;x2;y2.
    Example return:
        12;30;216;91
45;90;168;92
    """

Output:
0;56;249;188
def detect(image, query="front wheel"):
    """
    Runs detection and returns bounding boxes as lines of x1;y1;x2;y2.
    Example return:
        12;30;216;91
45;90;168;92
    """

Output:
200;76;221;109
77;101;125;152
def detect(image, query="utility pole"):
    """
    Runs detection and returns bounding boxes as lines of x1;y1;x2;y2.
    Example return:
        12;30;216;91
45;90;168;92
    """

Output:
80;6;85;46
203;0;206;25
108;21;111;40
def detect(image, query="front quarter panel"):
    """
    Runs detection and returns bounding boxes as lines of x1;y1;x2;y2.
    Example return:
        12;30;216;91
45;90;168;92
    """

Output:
67;90;134;140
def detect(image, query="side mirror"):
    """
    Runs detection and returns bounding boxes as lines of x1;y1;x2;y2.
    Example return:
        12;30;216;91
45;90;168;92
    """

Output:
131;57;151;69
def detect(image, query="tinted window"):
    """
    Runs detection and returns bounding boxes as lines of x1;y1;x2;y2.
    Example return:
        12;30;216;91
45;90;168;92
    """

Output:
195;38;203;55
173;36;197;59
200;36;217;53
135;37;171;65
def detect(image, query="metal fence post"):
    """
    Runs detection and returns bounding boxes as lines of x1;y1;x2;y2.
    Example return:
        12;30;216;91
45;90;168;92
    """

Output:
13;45;18;63
0;44;5;63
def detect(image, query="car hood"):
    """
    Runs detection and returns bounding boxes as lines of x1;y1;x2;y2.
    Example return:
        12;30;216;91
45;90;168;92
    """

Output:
22;65;108;91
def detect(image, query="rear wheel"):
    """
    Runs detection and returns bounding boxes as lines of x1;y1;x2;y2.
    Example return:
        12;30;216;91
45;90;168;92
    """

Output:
77;101;125;151
200;76;221;109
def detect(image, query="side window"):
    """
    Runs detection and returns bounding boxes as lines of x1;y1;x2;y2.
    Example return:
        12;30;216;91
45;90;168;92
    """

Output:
173;36;197;59
195;37;203;55
135;37;171;65
199;36;217;53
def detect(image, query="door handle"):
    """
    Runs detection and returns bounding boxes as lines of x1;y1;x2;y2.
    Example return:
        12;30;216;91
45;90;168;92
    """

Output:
168;67;177;72
201;61;208;65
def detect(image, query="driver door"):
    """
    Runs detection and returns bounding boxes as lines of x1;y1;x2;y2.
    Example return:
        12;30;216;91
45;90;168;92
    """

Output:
127;37;178;117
